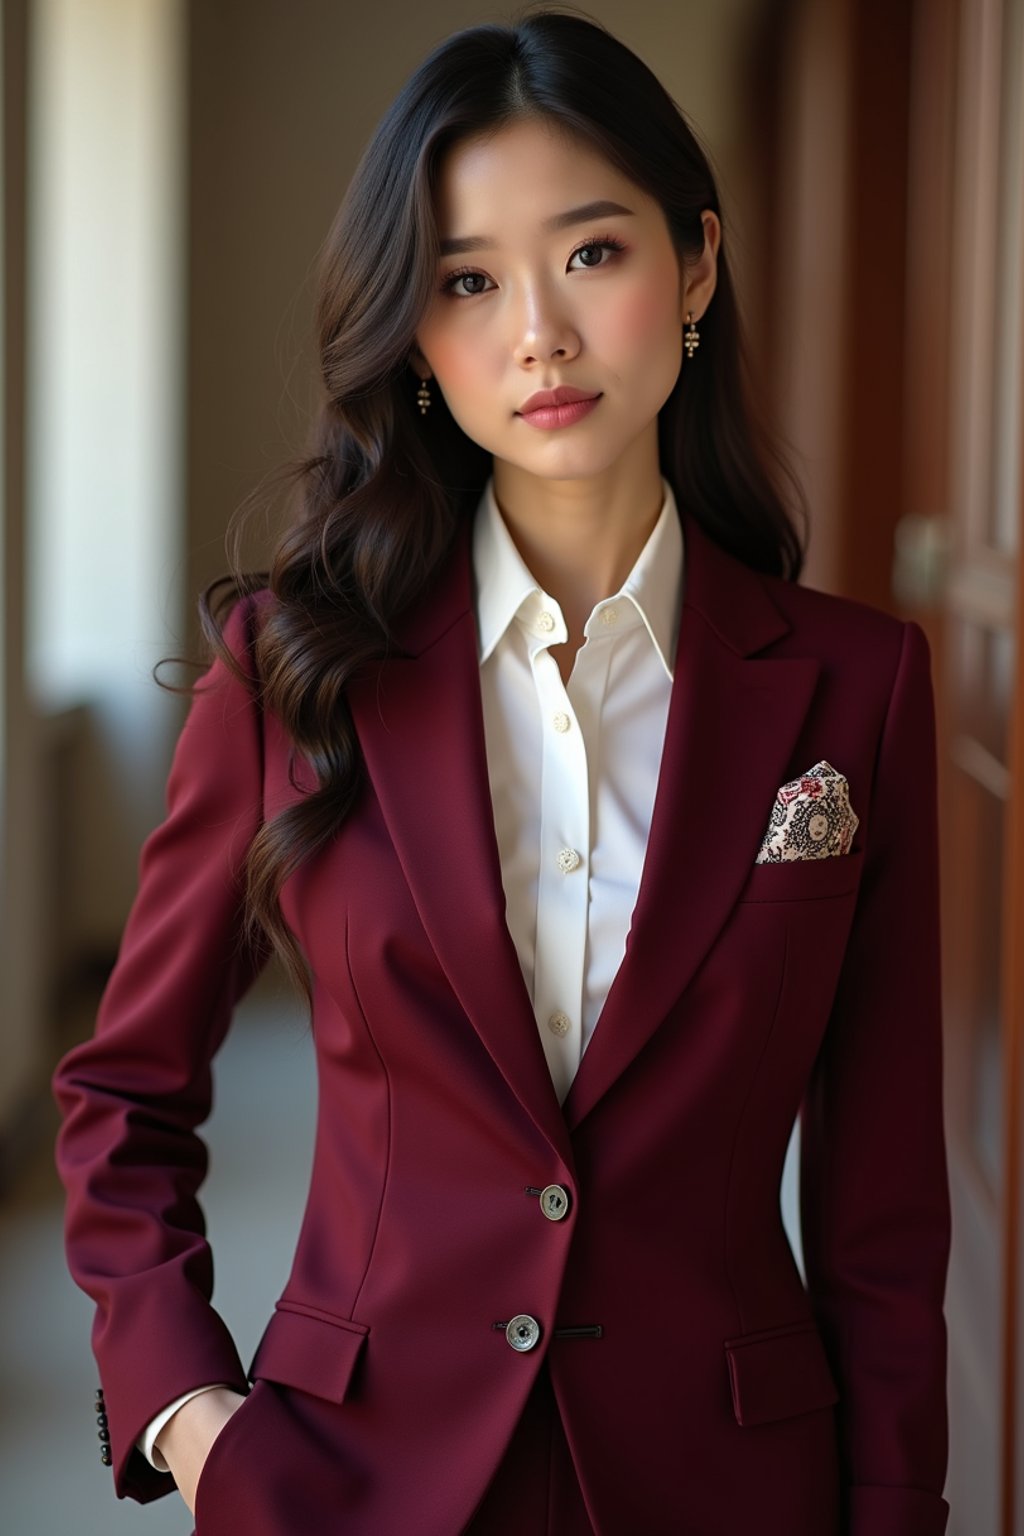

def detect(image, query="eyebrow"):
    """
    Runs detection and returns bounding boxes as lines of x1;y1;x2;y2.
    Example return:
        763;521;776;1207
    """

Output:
438;200;635;257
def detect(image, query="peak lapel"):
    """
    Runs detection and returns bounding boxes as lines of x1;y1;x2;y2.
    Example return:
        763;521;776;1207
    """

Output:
345;518;574;1169
562;512;820;1133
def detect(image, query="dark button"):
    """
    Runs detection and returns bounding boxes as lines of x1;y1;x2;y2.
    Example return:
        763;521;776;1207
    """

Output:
98;1426;110;1442
100;1447;112;1466
96;1412;108;1424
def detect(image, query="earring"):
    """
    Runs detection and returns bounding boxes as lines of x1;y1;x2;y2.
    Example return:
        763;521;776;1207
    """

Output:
684;311;700;359
416;376;432;415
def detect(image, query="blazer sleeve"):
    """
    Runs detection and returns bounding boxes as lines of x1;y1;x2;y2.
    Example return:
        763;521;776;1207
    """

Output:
51;593;272;1504
799;618;952;1536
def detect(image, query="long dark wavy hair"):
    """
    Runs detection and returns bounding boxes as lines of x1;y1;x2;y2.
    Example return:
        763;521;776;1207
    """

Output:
193;3;809;1002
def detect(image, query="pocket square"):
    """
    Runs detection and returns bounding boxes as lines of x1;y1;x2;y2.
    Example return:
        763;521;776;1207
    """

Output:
754;760;859;863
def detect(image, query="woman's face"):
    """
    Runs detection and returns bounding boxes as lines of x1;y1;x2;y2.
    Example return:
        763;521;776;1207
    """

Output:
413;116;709;483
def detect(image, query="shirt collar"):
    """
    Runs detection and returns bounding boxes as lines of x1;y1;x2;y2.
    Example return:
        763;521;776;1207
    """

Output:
471;473;684;680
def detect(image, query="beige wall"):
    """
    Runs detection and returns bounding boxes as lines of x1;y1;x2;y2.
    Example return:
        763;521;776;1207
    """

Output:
1;0;45;1149
27;0;187;955
768;0;852;594
2;0;186;1156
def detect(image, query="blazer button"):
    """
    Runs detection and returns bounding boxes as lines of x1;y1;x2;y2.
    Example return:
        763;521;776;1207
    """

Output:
539;1184;570;1221
505;1314;542;1352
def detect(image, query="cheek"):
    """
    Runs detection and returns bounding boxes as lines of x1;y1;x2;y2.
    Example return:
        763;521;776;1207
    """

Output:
423;340;472;384
600;286;680;361
419;331;484;388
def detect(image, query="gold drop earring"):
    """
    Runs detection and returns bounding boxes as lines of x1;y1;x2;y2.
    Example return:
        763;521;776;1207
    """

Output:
416;376;432;415
684;311;700;360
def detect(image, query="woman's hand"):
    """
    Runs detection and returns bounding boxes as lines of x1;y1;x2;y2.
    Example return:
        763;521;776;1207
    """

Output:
155;1386;249;1516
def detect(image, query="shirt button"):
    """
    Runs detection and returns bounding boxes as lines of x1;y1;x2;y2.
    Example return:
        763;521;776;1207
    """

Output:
505;1314;542;1352
556;847;581;873
552;711;571;733
548;1011;571;1036
536;610;555;633
600;606;618;626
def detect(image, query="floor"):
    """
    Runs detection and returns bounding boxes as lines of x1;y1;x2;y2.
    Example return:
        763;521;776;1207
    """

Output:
0;968;316;1535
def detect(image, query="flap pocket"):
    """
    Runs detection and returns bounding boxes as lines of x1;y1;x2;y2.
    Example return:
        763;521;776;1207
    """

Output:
724;1319;839;1427
247;1302;370;1403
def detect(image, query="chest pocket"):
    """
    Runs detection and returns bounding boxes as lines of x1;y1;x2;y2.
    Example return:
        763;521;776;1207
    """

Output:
735;846;865;905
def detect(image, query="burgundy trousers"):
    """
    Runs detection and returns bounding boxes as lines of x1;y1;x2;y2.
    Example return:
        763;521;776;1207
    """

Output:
462;1358;595;1534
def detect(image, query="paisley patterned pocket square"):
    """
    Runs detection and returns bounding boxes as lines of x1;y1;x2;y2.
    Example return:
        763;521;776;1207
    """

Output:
754;760;859;863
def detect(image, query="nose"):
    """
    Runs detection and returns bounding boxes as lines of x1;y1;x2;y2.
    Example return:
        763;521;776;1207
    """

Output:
511;286;581;367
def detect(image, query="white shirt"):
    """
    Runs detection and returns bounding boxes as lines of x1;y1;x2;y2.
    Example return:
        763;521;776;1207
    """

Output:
139;472;684;1468
474;473;682;1102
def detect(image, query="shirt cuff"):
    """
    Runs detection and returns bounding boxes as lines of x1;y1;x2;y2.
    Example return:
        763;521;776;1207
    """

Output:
137;1383;236;1471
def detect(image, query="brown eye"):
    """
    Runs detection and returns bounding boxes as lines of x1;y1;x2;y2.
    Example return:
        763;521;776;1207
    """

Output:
439;268;491;298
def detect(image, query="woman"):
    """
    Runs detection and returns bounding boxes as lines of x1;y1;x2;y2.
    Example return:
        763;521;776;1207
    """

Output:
52;7;951;1533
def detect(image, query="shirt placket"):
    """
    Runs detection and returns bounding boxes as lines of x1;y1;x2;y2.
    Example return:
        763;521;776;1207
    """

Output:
565;609;617;1055
520;604;591;1106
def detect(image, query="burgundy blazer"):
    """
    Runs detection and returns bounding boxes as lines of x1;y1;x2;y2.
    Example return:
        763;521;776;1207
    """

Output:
53;502;951;1536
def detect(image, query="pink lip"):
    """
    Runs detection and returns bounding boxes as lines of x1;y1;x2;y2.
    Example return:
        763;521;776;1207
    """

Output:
516;385;603;431
518;385;601;413
518;396;602;430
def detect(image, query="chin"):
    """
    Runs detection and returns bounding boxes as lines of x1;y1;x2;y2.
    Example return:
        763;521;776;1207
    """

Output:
491;439;629;479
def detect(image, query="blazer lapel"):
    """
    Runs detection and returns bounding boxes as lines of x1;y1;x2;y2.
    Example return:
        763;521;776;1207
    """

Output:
562;510;819;1132
345;518;575;1169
